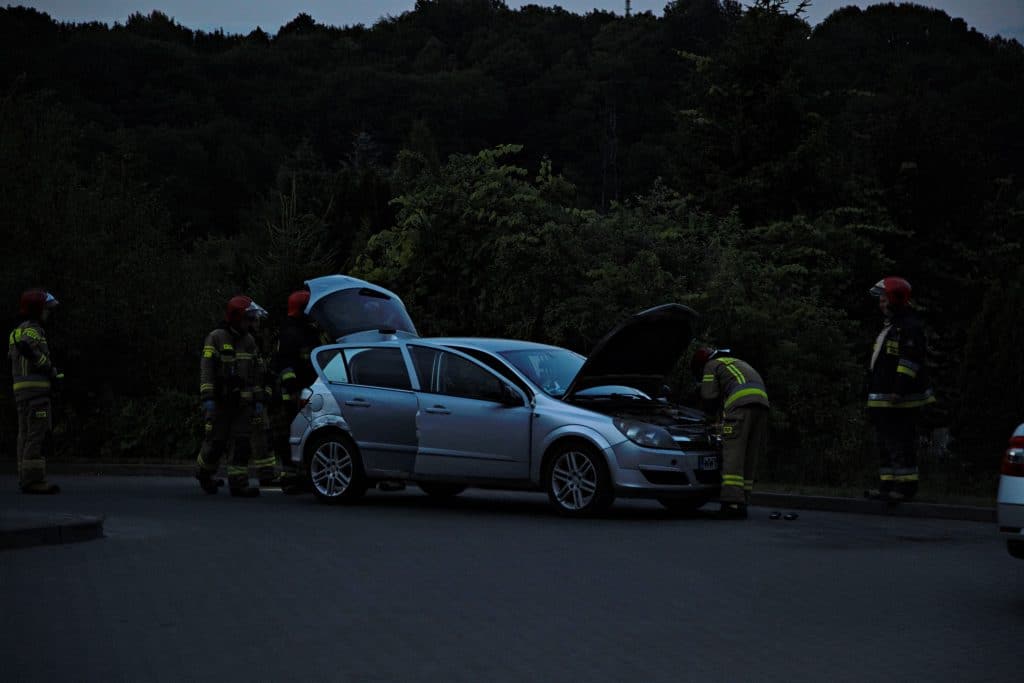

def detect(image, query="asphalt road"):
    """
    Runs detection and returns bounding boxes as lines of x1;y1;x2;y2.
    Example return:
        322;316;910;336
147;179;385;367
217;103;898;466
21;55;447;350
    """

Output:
0;476;1018;683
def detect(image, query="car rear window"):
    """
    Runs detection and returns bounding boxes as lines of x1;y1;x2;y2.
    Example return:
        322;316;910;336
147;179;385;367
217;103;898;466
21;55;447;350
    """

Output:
310;288;417;340
343;347;412;390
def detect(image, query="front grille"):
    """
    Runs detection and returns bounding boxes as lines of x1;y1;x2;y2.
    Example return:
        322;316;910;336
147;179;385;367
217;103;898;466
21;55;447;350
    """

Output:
640;470;690;486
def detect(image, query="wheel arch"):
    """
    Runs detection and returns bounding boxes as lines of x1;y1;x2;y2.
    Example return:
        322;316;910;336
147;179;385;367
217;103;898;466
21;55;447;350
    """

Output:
537;427;615;484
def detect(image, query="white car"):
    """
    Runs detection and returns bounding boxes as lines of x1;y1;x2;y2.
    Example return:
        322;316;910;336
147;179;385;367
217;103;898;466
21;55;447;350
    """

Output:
997;422;1024;559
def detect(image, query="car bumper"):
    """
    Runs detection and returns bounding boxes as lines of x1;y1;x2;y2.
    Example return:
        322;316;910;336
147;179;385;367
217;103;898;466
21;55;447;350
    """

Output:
608;441;721;498
998;475;1024;538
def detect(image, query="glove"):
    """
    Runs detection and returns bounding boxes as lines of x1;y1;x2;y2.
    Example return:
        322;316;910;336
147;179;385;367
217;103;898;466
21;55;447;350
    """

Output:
253;402;265;418
202;400;217;420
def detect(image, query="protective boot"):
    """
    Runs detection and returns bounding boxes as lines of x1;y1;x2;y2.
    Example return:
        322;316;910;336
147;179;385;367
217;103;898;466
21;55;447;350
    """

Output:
230;486;260;498
20;481;60;495
195;470;224;495
716;502;748;520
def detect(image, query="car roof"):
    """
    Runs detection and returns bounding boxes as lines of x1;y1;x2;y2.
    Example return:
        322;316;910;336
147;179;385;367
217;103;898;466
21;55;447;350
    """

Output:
417;337;574;355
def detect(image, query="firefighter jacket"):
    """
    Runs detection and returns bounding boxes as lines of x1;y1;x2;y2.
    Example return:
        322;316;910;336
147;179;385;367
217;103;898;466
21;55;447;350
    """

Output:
200;324;263;406
867;311;935;409
275;317;328;402
8;320;57;402
700;356;769;415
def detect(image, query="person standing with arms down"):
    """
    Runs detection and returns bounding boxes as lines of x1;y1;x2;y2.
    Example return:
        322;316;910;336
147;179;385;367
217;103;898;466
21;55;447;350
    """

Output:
9;289;63;494
194;296;265;497
247;302;279;487
692;346;770;519
865;277;935;503
273;290;329;491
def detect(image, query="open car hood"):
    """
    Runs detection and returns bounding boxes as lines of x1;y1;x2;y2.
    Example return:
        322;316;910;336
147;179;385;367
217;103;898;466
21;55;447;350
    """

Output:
563;303;698;399
305;275;418;342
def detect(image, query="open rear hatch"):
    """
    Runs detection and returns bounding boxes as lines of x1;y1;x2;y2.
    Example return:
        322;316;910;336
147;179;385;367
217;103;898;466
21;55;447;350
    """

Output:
305;275;418;342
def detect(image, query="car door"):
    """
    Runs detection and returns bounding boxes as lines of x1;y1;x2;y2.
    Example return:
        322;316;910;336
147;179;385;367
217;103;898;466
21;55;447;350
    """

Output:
408;345;532;480
315;345;418;476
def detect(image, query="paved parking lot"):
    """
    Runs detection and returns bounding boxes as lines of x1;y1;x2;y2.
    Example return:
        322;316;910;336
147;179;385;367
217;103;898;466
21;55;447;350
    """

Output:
0;476;1018;682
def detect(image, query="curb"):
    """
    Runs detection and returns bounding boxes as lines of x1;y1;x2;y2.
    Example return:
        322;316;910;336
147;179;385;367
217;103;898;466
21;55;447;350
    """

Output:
0;511;105;550
750;492;995;523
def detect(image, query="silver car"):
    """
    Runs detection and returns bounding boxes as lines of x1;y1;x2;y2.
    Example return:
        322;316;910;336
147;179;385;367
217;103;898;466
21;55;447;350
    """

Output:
288;275;721;516
997;422;1024;558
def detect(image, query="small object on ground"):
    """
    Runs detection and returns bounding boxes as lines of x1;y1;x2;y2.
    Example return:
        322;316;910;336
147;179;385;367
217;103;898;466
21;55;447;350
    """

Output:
229;486;260;498
716;502;748;520
769;511;782;520
20;482;60;495
784;513;799;521
377;481;406;492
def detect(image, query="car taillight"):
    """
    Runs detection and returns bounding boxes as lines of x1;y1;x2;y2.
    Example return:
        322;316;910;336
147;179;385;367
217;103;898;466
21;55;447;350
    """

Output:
1002;436;1024;476
298;387;313;410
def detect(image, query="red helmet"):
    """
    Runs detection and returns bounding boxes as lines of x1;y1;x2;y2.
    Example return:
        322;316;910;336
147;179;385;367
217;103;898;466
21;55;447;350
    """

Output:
225;295;254;326
287;290;310;318
869;277;912;309
18;289;58;319
690;345;719;378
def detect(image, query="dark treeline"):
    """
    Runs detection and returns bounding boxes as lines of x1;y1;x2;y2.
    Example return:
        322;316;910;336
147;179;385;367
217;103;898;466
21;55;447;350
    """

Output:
1;1;1022;491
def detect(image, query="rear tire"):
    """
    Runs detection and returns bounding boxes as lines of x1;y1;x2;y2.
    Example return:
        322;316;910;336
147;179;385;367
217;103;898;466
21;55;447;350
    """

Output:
307;432;366;504
417;482;467;498
1008;539;1024;559
543;441;614;517
658;495;714;515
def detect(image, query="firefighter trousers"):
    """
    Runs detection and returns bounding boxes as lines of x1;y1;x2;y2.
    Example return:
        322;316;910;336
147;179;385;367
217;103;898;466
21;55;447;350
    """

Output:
870;407;920;499
197;403;253;489
17;397;52;487
249;410;277;481
720;405;768;504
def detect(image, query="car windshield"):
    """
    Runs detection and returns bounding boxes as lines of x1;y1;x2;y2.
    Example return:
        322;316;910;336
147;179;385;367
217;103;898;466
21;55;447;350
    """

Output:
499;348;584;397
309;288;417;341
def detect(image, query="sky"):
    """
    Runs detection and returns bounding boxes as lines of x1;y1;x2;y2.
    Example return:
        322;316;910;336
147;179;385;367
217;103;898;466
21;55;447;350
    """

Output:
15;1;1024;43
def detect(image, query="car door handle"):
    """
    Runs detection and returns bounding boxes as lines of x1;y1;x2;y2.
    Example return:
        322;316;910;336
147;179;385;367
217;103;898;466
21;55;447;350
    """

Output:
424;405;450;415
344;399;371;408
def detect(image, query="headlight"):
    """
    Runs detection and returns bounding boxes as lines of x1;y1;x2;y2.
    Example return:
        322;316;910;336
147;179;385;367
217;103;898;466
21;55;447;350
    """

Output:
614;418;678;450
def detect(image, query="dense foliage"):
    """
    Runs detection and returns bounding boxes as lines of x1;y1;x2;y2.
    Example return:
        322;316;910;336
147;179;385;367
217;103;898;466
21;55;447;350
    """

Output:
1;1;1021;491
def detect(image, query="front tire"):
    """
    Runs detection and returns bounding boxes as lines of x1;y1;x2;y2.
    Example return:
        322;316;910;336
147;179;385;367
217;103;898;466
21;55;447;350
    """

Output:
417;482;467;498
544;441;614;516
307;432;366;504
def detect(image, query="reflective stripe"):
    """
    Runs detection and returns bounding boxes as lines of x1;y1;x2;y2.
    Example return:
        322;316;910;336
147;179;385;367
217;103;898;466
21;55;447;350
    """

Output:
34;354;48;367
701;374;715;383
867;390;936;408
200;383;215;393
236;352;254;360
724;387;769;409
221;344;235;351
281;393;292;401
227;466;248;476
203;345;218;359
239;391;254;399
251;457;276;468
281;370;297;382
896;365;917;378
13;380;51;392
879;474;895;481
894;473;919;482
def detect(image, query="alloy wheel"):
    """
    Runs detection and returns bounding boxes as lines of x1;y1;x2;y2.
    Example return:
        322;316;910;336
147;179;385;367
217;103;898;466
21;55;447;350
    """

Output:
550;450;599;511
311;440;354;498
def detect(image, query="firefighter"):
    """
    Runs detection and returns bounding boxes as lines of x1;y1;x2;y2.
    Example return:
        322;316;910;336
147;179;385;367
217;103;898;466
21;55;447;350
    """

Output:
865;277;935;503
272;290;328;490
692;346;769;519
8;290;63;494
247;302;279;487
194;295;265;497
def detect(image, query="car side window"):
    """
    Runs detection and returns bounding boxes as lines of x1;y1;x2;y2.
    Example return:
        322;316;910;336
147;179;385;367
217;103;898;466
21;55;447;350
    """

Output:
408;346;439;392
342;347;412;390
317;348;348;384
433;349;509;403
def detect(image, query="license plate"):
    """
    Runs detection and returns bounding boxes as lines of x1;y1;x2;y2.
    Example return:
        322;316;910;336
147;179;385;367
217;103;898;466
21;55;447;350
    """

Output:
700;455;719;471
